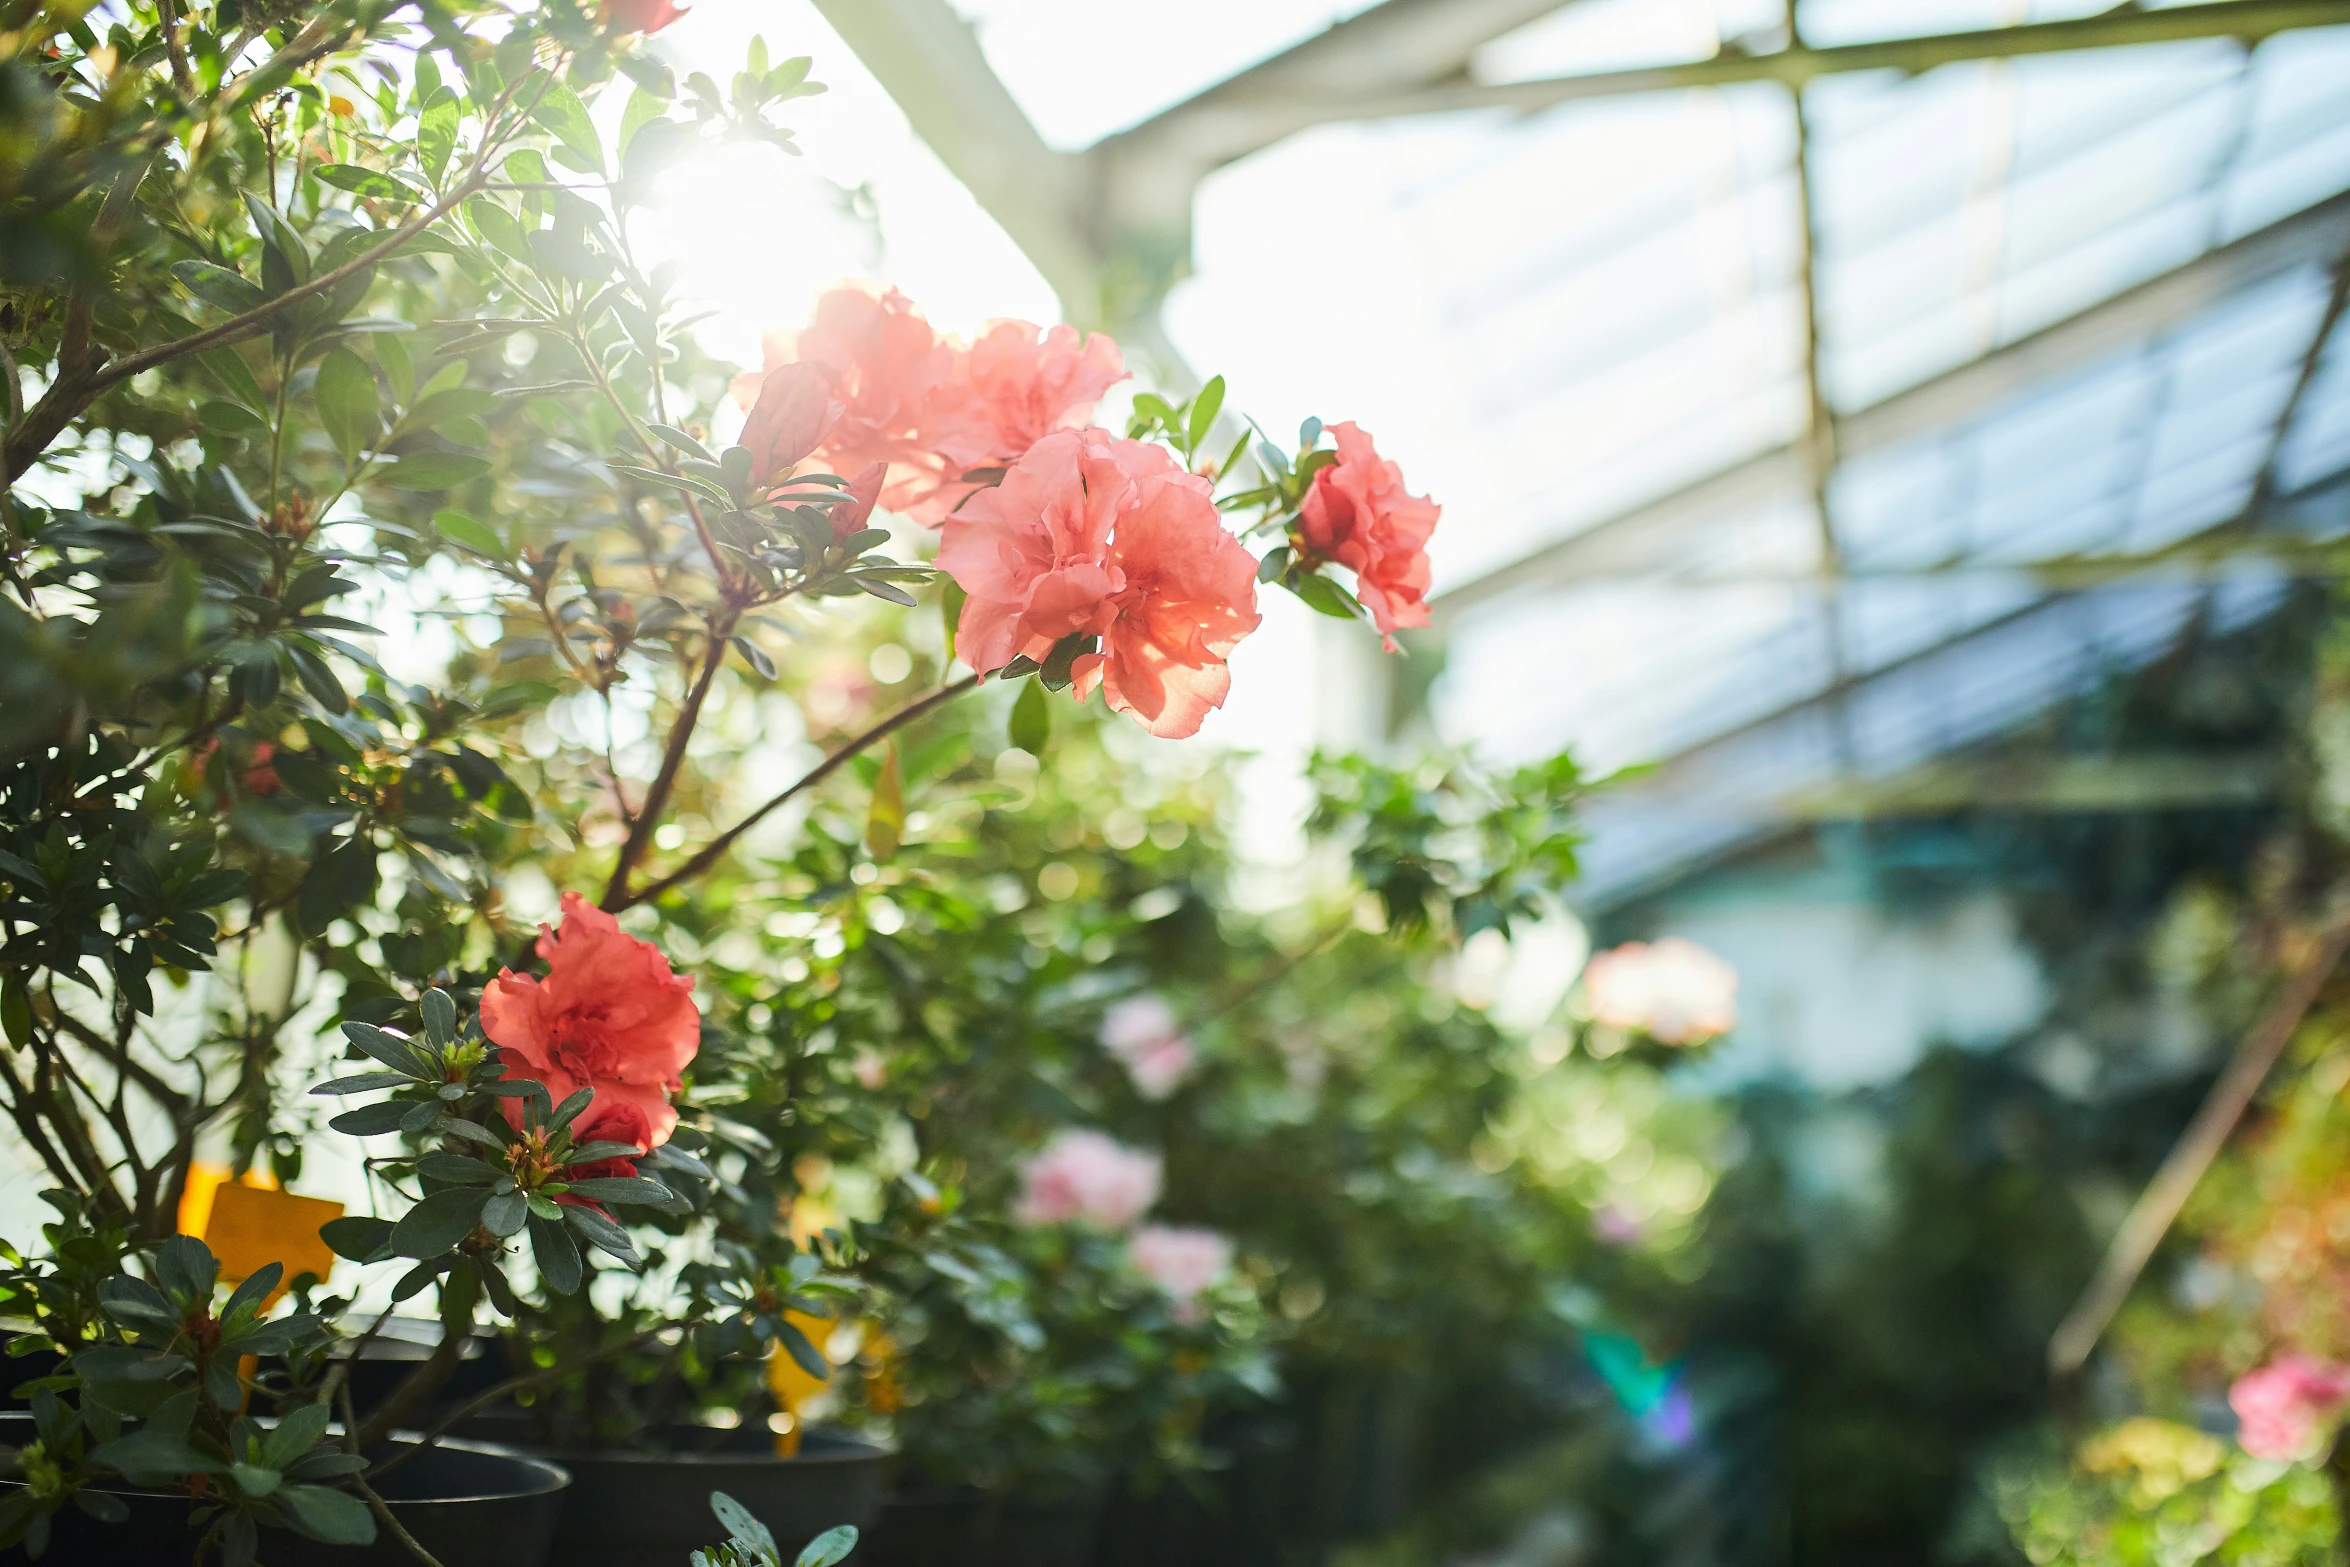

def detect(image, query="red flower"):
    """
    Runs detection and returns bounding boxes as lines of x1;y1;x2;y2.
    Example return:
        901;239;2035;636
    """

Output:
739;362;841;491
600;0;687;35
481;892;699;1149
938;429;1260;739
1297;422;1439;648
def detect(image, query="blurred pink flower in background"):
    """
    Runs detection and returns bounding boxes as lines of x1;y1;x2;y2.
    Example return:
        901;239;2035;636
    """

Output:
1101;995;1196;1099
2230;1355;2350;1459
1014;1129;1162;1229
1582;936;1739;1045
1592;1206;1644;1246
1128;1224;1233;1300
852;1047;888;1090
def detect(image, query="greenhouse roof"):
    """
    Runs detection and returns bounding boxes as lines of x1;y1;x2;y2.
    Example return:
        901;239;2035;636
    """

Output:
810;0;2350;906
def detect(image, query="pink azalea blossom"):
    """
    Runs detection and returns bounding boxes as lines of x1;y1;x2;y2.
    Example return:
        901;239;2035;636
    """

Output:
2231;1356;2350;1460
938;428;1260;739
1582;937;1739;1045
1127;1224;1233;1300
1101;995;1196;1099
1296;422;1438;649
909;321;1127;522
1013;1130;1162;1230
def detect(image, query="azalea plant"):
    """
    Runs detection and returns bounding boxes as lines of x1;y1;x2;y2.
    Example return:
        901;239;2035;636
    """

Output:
0;0;1457;1553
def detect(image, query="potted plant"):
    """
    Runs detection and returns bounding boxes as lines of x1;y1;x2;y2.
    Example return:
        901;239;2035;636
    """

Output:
3;2;1455;1563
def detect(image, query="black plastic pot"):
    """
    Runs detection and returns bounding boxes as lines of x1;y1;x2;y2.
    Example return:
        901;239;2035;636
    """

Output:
0;1414;569;1567
974;1488;1106;1567
468;1422;891;1567
861;1485;986;1567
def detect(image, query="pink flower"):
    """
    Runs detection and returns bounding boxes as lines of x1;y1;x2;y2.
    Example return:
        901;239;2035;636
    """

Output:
1127;1225;1232;1300
481;892;700;1149
1582;937;1738;1045
1101;995;1195;1100
2231;1356;2350;1460
939;429;1260;739
910;321;1126;521
1593;1206;1644;1246
794;287;972;518
852;1047;888;1090
738;362;842;490
828;460;888;542
1013;1130;1161;1230
1297;422;1439;649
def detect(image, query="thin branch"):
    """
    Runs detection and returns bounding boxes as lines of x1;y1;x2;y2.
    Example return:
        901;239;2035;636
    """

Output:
610;673;982;913
599;613;739;908
2048;892;2350;1377
352;1472;449;1567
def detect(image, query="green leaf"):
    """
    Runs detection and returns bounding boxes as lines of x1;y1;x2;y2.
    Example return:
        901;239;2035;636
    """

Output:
562;1204;642;1268
776;1318;829;1381
713;1492;776;1558
1290;570;1363;622
319;1215;395;1264
557;1176;675;1205
731;635;775;681
418;89;460;185
328;1100;415;1136
421;986;457;1043
530;81;605;174
646;423;715;463
201;348;269;409
796;1526;859;1567
1008;679;1049;757
422;511;504;563
286;644;348;714
174;260;266;315
530;1214;583;1294
1257;545;1292;584
314;348;380;463
198;400;268;437
620;86;669;158
275;1483;375;1546
390;1187;489;1258
343;1021;429;1075
417;1153;499;1184
480;1189;528;1237
316;164;423;203
231;1461;282;1498
1187;374;1226;453
311;1070;410;1096
383;452;489;490
376;330;415;403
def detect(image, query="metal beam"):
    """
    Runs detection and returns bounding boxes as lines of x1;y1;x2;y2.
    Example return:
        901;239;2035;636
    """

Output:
1779;750;2278;819
1180;0;2350;131
1433;186;2350;619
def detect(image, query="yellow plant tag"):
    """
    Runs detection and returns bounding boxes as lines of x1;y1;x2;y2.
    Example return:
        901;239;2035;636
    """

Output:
200;1182;344;1308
